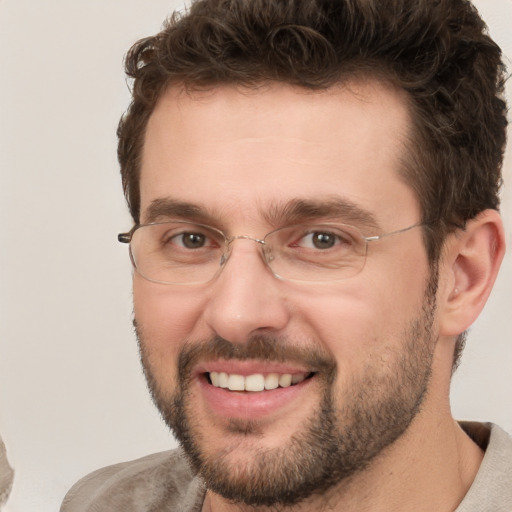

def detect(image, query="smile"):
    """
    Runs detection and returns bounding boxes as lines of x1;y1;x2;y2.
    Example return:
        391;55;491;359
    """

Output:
196;363;318;419
208;371;311;392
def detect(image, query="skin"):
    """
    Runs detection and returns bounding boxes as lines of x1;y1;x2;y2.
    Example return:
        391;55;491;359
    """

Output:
133;81;505;511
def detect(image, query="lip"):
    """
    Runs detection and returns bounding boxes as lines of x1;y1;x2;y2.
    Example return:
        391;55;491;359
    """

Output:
194;359;311;377
194;359;316;420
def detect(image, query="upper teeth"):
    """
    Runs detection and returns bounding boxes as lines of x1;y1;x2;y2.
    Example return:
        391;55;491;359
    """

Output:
209;372;307;392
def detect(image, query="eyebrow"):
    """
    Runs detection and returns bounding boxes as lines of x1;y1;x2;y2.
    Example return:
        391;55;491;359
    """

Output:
143;196;380;231
144;198;218;225
263;197;380;231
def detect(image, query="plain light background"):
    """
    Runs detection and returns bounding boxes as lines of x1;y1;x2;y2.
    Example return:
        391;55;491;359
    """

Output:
0;1;510;511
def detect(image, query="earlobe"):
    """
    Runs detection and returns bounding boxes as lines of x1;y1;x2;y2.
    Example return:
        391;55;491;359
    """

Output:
439;209;505;336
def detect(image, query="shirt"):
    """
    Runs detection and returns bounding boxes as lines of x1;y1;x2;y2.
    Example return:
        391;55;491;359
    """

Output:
60;422;512;511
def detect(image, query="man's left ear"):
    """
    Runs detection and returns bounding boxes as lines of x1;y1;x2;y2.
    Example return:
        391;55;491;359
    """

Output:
439;209;506;336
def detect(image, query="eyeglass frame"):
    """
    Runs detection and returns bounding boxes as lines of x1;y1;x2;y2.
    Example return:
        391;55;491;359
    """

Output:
118;219;426;285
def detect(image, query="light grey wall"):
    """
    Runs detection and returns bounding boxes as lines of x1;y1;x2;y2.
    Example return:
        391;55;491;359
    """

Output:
0;1;510;511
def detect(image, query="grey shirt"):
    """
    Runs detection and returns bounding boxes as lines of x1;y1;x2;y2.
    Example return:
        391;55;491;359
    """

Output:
61;422;512;511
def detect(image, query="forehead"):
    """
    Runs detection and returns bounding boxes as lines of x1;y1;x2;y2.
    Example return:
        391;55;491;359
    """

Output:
140;81;419;228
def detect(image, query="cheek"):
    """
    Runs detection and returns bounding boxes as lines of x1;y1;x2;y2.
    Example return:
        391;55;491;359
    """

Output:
294;289;383;362
290;263;429;368
133;275;207;360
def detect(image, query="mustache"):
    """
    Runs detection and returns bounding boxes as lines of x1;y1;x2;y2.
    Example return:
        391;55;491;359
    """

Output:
176;335;337;384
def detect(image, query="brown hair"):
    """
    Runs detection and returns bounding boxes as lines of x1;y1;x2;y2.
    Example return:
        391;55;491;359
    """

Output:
118;0;507;262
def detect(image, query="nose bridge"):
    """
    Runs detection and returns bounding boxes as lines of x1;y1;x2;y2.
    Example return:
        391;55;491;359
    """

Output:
227;234;265;246
221;235;267;267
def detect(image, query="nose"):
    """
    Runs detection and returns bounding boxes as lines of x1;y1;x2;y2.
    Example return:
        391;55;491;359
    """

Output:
203;239;291;343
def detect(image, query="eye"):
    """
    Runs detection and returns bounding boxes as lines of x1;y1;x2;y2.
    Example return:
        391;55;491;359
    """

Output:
175;232;207;249
308;232;337;249
296;230;348;250
158;224;220;251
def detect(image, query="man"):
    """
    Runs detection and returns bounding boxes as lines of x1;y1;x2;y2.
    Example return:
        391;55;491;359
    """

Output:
61;0;511;510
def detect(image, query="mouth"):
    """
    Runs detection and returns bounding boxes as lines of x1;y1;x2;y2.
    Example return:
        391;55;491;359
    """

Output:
206;371;314;392
194;360;320;420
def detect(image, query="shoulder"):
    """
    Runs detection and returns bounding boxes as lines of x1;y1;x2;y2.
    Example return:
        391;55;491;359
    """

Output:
456;422;512;512
60;448;205;512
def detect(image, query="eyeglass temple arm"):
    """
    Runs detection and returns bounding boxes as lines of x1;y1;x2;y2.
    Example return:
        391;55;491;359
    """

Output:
118;232;132;244
364;222;424;242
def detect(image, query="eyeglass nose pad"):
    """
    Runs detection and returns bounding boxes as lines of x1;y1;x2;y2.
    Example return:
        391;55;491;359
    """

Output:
263;245;274;263
220;251;229;267
219;239;235;267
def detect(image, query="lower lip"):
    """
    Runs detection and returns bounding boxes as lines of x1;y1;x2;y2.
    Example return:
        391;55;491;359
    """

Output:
197;374;315;420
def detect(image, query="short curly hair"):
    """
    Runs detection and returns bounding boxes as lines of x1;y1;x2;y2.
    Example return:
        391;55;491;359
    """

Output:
118;0;507;265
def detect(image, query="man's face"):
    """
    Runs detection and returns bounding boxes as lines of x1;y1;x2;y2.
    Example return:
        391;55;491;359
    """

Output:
134;82;438;505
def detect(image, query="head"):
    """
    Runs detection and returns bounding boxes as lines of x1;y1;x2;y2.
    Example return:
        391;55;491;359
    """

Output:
118;0;507;507
119;0;507;257
118;0;507;370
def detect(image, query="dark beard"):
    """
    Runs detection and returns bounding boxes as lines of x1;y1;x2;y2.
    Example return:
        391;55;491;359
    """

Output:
136;275;438;507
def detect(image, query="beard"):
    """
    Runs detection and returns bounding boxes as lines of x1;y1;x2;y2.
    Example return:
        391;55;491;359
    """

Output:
136;273;438;508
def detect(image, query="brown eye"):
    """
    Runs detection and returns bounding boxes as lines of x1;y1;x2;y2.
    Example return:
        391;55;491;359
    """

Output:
311;232;336;249
296;231;345;250
179;232;206;249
